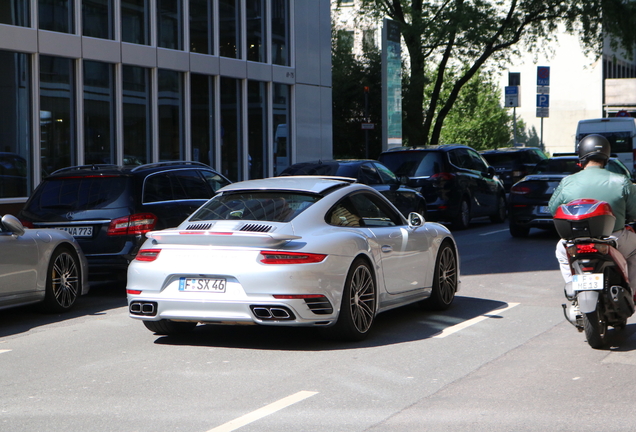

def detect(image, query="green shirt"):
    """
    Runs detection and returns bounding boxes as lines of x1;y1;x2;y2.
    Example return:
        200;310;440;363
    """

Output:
548;166;636;232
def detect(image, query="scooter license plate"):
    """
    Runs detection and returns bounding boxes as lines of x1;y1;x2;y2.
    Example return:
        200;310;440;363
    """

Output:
572;274;604;291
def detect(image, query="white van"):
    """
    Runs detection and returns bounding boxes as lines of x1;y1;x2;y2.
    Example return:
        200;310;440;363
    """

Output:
576;117;636;173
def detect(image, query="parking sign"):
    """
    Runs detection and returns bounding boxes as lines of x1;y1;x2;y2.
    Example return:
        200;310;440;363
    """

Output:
536;94;549;108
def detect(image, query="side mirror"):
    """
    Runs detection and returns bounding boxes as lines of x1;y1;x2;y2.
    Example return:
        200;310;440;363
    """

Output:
399;176;409;185
1;214;25;236
408;212;424;227
487;166;496;178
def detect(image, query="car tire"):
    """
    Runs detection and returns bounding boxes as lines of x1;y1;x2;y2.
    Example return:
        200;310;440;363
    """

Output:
143;320;197;335
453;198;471;230
419;241;457;311
326;257;376;341
509;222;530;238
490;195;507;223
42;247;81;313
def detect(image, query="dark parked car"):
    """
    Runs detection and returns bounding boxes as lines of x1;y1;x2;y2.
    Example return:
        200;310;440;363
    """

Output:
279;159;427;217
0;152;28;198
19;161;231;284
378;145;506;229
480;147;548;191
508;154;632;237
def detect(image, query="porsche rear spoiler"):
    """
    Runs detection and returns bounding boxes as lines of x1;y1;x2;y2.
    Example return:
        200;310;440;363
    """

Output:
146;230;301;247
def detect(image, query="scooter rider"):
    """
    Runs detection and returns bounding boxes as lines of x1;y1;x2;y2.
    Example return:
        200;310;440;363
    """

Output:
549;134;636;299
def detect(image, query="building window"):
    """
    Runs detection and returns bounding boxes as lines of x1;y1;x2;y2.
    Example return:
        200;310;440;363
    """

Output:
191;73;216;167
83;60;116;165
0;50;31;197
190;0;214;54
220;77;242;180
123;65;152;164
273;83;290;175
158;0;183;50
0;1;29;27
158;69;184;161
337;30;354;52
40;55;76;176
248;80;268;179
246;0;266;63
82;0;113;39
122;0;150;45
219;0;241;59
39;0;74;33
271;0;289;66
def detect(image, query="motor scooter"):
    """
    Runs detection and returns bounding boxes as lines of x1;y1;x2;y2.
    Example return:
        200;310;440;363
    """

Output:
554;199;635;349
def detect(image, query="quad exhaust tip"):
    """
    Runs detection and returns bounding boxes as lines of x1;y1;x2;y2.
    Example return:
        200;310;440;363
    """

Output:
250;305;296;321
130;301;157;316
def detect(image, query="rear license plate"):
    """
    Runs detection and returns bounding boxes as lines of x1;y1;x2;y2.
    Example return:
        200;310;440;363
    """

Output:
56;226;93;238
572;274;604;291
179;277;226;293
539;206;550;214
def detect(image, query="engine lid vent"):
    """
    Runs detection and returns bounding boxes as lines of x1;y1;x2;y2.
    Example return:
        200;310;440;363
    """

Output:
240;223;273;233
186;223;213;230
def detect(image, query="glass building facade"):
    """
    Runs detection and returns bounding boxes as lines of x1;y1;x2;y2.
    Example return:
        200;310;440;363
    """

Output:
0;0;333;214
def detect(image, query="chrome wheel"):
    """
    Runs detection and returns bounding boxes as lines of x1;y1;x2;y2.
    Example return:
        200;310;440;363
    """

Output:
44;248;80;312
420;241;457;310
348;263;376;334
326;258;376;341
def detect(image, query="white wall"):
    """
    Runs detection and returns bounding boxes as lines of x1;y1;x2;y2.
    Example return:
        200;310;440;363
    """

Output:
499;31;603;155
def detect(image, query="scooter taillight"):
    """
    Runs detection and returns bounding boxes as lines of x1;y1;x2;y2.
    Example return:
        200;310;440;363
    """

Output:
567;243;609;256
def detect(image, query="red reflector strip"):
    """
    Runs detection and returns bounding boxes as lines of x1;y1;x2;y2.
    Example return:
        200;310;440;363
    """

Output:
582;267;595;272
135;249;161;262
273;294;327;299
127;289;142;295
259;251;327;264
178;231;233;235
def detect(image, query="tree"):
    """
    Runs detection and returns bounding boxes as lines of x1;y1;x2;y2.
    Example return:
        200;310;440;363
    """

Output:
437;69;512;150
351;0;636;147
331;25;384;158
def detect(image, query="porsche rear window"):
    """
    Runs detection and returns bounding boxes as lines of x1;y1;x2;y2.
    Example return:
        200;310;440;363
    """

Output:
189;192;320;222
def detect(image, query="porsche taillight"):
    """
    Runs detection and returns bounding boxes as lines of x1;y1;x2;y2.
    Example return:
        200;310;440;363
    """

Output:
259;251;327;264
135;249;161;262
108;213;157;236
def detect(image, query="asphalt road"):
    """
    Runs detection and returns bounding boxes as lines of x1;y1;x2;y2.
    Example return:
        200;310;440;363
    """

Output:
2;220;636;432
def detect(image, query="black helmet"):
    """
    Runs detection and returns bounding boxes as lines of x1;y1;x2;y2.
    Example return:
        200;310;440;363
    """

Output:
578;134;611;163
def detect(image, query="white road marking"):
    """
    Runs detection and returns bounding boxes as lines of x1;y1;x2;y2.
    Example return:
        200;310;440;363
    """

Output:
206;391;318;432
480;229;509;236
433;303;520;338
0;350;11;354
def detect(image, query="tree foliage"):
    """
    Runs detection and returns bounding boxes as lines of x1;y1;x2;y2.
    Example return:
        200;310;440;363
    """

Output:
437;70;512;150
331;27;384;159
351;0;636;147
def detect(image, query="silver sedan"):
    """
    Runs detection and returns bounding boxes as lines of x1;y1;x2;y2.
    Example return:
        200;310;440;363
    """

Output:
0;215;89;312
127;176;460;341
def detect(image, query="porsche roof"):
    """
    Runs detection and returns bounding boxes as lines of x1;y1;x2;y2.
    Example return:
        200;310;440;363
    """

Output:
216;175;357;195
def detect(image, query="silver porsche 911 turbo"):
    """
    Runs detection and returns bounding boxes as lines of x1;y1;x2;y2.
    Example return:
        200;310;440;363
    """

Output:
127;176;460;341
0;214;89;312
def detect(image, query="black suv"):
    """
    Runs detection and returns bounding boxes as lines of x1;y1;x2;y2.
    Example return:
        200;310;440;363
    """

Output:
480;147;547;192
19;161;230;284
378;145;506;229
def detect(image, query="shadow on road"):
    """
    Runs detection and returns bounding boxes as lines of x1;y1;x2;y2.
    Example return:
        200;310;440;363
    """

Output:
0;283;127;338
151;296;508;351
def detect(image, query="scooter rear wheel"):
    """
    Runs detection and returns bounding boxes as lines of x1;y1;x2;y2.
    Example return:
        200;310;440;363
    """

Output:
583;307;607;349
